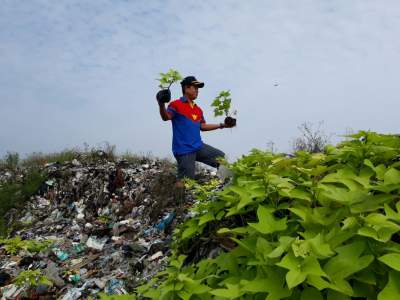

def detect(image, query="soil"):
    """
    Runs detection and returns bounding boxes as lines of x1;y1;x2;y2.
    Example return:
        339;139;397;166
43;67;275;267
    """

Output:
224;116;236;127
156;89;171;103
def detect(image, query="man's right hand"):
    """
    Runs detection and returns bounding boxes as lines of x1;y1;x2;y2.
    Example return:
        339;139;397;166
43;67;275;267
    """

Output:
156;89;171;104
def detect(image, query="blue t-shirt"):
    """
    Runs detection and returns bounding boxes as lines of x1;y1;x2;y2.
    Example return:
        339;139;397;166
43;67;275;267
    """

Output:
167;97;206;155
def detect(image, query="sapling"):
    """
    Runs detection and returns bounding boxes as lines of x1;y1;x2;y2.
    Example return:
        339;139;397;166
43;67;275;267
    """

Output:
211;90;237;127
157;69;182;89
156;69;182;103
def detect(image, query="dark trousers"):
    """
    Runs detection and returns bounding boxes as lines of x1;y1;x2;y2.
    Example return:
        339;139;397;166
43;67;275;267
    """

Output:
174;143;225;179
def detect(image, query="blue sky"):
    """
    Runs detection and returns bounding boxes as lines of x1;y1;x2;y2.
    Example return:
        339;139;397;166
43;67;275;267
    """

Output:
1;0;400;161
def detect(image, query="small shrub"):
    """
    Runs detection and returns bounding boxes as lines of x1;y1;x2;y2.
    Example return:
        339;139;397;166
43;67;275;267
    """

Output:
120;151;143;165
14;270;52;288
0;236;52;255
0;171;46;236
87;142;117;162
22;149;78;168
0;151;19;170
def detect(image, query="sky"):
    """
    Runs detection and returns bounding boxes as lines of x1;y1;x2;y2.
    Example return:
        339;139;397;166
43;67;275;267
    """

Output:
1;0;400;162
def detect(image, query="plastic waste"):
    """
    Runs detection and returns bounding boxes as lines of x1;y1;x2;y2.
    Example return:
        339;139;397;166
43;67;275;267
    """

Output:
44;261;65;287
149;251;163;261
52;248;69;261
155;212;176;231
68;274;81;283
0;284;23;299
60;288;82;300
105;278;127;295
72;242;85;253
86;236;108;251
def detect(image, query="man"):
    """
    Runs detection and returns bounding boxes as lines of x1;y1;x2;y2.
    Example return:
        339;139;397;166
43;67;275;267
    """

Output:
156;76;235;190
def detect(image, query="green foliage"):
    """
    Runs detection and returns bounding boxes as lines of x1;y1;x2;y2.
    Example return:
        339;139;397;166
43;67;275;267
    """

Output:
134;131;400;299
21;143;116;167
21;149;78;168
98;215;111;224
0;151;19;170
157;69;183;89
86;142;117;162
97;293;137;300
0;170;46;236
184;178;220;202
14;269;52;288
120;151;146;165
0;236;53;255
211;90;234;117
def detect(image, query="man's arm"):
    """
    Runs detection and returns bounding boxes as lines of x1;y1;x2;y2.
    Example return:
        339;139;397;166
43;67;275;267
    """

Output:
200;123;225;131
158;102;173;121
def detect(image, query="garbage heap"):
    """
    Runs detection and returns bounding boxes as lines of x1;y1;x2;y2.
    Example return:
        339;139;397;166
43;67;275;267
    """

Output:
0;157;218;299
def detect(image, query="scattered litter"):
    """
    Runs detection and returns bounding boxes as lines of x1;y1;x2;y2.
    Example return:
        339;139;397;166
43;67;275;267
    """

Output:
0;157;224;298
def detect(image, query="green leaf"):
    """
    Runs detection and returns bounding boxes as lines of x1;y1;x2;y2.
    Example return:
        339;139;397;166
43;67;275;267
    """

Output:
353;268;376;285
210;283;242;298
170;255;186;270
378;271;400;300
289;188;312;202
198;212;214;226
276;253;327;289
240;271;292;300
301;287;323;300
307;275;331;290
357;213;400;242
327;290;350;300
229;185;253;210
384;203;400;221
248;205;287;234
286;269;307;289
308;234;335;258
350;194;394;213
217;227;248;235
384;168;400;185
323;241;374;281
98;293;137;300
268;236;295;258
378;253;400;271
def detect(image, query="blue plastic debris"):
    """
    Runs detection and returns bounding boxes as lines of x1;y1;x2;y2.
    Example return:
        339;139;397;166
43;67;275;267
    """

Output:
154;212;176;231
105;278;127;295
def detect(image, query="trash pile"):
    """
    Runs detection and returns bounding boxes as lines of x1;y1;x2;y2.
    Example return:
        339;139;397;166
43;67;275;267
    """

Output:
0;157;220;299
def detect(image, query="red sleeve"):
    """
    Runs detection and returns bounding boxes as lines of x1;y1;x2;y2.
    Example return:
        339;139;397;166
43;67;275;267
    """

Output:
167;101;178;119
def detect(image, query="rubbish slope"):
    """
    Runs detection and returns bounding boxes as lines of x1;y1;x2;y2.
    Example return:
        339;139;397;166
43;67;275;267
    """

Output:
0;157;218;299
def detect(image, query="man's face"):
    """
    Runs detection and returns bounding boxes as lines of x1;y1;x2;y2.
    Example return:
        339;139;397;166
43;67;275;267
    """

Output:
185;85;199;100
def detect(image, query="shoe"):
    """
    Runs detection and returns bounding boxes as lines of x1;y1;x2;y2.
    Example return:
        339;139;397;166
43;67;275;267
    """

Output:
217;165;233;181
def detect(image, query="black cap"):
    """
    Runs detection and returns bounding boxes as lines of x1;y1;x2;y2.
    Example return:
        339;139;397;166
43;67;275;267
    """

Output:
180;76;204;88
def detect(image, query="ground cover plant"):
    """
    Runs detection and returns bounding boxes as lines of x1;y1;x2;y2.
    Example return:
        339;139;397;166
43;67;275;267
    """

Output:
136;131;400;299
13;269;52;288
0;171;46;236
0;236;52;255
